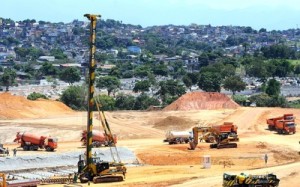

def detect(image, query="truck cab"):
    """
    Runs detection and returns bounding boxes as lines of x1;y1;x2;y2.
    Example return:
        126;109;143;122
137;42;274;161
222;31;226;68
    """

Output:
276;120;296;134
46;137;58;151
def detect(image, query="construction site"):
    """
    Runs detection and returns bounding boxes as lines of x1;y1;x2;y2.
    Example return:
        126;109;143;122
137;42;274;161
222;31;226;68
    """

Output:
0;90;299;186
0;15;299;187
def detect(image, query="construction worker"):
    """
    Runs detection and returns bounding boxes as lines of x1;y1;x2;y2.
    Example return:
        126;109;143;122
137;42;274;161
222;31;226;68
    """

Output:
264;154;268;165
13;148;17;156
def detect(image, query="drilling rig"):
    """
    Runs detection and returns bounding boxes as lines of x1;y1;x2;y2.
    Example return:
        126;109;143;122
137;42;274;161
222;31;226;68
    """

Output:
77;14;126;183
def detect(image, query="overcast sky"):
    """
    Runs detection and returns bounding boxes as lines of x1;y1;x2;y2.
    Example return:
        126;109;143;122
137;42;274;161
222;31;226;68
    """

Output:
2;0;300;30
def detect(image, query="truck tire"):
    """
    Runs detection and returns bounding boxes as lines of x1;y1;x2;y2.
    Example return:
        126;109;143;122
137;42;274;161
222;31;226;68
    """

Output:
23;145;29;151
29;146;35;151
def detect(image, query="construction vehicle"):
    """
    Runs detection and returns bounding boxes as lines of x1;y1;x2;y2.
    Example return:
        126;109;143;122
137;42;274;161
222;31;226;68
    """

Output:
267;113;295;130
164;131;192;144
189;124;239;150
275;120;296;134
81;130;117;147
223;173;280;187
77;14;126;184
13;132;57;151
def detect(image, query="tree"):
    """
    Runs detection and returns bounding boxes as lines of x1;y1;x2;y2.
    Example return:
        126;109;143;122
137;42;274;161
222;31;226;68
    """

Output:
50;48;67;59
134;93;160;110
294;64;300;75
60;85;86;110
265;79;281;97
115;93;135;110
96;76;120;96
156;80;186;103
94;94;115;111
59;67;81;84
40;62;58;76
198;72;222;92
245;59;271;83
152;63;168;76
134;65;150;78
182;75;193;90
133;80;151;93
223;76;246;95
0;68;17;91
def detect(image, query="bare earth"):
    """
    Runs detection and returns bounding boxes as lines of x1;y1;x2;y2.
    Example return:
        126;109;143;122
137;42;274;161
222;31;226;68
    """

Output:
0;93;300;187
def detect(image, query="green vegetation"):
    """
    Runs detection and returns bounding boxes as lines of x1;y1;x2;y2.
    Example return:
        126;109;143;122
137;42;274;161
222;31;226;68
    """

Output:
0;68;17;91
287;100;300;108
27;92;48;100
60;85;87;110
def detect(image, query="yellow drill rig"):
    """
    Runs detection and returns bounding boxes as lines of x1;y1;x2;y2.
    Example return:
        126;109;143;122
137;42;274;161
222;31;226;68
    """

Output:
77;14;126;184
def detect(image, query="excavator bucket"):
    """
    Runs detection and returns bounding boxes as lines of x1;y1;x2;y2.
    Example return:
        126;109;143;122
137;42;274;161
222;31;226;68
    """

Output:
189;141;196;150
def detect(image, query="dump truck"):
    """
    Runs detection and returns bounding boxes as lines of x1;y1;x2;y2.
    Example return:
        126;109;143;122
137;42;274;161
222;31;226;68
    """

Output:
223;173;280;187
267;114;295;130
13;132;57;151
275;120;296;134
212;122;238;134
164;131;192;144
81;130;117;147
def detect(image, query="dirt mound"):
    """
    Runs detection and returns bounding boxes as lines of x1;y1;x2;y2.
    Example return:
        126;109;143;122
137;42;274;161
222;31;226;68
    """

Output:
163;92;239;111
0;92;73;119
153;116;197;130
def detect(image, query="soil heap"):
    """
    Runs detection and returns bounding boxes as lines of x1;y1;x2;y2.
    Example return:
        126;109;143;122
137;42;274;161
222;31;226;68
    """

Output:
0;92;73;119
163;92;239;111
153;116;197;130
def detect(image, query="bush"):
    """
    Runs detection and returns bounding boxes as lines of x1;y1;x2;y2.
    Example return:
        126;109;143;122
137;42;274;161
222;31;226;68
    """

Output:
27;92;47;100
60;85;86;110
288;99;300;108
248;93;288;107
232;95;248;106
94;94;115;111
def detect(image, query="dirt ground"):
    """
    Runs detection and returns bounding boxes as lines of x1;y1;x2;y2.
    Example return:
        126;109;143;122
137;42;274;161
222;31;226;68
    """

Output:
0;93;300;186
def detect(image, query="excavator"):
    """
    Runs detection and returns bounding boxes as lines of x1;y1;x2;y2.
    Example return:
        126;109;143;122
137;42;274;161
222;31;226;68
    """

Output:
189;126;238;150
77;14;126;184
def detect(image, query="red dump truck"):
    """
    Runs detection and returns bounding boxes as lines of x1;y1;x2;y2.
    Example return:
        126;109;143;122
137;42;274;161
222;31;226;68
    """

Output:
212;122;238;134
275;120;296;134
13;132;57;151
81;130;117;147
267;114;295;130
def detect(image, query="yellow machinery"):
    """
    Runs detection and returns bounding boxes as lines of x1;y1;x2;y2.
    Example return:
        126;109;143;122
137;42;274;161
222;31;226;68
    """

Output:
77;14;126;183
223;173;280;187
0;173;6;187
189;126;238;150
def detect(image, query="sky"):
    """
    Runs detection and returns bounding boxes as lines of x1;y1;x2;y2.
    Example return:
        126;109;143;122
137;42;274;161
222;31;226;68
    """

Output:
2;0;300;31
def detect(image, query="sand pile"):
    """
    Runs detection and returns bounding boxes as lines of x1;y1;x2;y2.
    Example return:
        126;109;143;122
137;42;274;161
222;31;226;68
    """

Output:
163;92;239;111
0;92;73;119
153;116;197;130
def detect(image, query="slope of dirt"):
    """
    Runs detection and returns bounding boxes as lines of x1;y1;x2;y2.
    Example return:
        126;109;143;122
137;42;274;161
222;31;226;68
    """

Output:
0;92;73;119
152;116;198;130
163;92;239;111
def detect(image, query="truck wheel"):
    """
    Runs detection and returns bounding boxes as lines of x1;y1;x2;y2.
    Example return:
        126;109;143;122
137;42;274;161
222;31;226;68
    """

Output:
23;146;29;151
